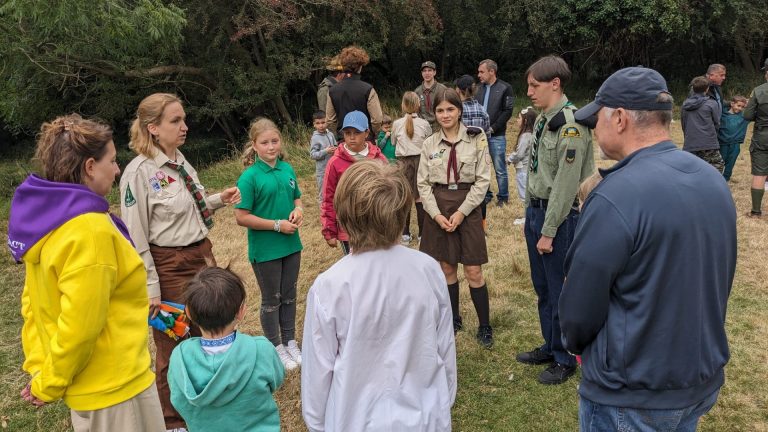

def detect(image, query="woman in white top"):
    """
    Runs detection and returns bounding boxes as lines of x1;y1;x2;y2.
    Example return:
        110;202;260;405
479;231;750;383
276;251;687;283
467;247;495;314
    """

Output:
392;91;433;244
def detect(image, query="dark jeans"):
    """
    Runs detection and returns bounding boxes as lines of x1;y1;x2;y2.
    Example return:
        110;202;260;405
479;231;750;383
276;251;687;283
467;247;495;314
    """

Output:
579;389;720;432
524;205;578;366
251;252;301;346
719;143;740;181
484;135;509;202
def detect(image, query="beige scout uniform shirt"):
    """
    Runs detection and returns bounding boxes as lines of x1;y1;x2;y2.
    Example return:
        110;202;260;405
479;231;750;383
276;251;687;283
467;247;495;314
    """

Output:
417;124;491;218
119;150;225;298
392;114;433;157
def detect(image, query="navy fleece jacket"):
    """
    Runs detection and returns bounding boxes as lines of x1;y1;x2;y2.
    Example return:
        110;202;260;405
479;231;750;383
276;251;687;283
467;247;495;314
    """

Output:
560;141;736;409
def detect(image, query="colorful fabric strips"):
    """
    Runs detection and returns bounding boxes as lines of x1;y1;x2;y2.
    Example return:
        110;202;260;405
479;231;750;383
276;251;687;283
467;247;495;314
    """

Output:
148;301;190;341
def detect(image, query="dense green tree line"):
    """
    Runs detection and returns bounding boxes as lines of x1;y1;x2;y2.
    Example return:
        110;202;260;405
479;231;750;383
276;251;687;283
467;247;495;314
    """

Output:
1;0;766;141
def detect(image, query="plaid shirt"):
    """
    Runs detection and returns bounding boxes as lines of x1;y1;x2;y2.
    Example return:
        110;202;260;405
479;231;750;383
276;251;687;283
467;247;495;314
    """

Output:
461;98;490;134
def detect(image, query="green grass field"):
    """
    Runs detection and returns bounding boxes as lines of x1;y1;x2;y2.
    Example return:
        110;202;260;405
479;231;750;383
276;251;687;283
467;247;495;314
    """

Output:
1;122;767;431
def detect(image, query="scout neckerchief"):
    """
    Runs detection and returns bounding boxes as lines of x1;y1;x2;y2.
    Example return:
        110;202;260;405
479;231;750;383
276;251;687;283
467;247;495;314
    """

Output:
164;160;214;229
445;139;460;185
424;86;433;113
529;101;573;173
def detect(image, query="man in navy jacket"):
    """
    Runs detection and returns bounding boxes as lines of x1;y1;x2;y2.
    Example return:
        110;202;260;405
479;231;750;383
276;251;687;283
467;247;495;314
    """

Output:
561;67;736;431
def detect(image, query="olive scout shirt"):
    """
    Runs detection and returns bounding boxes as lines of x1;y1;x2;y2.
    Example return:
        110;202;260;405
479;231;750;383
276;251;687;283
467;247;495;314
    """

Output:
526;95;594;237
744;82;768;149
417;124;492;218
235;158;303;263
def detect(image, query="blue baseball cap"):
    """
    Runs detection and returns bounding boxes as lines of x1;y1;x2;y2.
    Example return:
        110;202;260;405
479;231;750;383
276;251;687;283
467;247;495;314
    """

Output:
575;67;673;121
341;111;369;132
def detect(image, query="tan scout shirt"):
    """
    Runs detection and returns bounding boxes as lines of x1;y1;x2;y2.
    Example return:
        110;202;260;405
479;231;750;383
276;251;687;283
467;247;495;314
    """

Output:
526;95;594;237
417;124;491;218
119;150;225;298
392;114;433;157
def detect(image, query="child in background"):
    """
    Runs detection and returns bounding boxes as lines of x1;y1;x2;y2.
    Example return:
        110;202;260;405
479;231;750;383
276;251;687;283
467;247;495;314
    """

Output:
376;114;397;163
718;95;750;182
302;161;457;431
309;111;337;202
681;76;724;173
169;267;285;432
321;111;387;255
392;91;432;244
234;118;304;371
507;107;537;225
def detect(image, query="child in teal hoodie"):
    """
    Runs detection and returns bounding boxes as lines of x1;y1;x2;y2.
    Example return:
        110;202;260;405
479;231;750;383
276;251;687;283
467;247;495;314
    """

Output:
718;95;750;181
168;268;285;432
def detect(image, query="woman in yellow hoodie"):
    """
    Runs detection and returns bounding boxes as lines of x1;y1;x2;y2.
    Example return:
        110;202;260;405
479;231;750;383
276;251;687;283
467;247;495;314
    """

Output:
8;114;164;431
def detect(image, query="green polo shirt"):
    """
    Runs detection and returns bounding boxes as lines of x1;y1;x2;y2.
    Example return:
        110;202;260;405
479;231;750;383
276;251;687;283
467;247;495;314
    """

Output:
235;159;302;263
526;95;594;237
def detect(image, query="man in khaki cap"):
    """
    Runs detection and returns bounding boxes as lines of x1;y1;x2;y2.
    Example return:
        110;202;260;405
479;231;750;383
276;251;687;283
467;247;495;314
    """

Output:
317;56;344;113
415;61;447;131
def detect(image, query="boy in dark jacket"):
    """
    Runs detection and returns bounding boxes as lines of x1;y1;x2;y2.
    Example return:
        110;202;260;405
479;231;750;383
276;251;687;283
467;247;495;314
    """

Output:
682;76;724;173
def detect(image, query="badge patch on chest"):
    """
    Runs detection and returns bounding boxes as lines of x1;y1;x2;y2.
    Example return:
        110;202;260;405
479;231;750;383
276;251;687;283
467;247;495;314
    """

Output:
566;149;576;163
562;127;581;138
148;177;162;192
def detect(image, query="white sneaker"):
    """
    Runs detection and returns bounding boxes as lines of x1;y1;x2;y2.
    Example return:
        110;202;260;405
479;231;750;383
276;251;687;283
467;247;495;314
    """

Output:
276;344;298;371
286;340;302;365
401;234;412;244
513;218;526;225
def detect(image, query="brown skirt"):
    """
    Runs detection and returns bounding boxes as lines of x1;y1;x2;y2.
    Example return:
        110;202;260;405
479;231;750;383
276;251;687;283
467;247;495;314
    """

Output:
419;186;488;265
397;155;421;200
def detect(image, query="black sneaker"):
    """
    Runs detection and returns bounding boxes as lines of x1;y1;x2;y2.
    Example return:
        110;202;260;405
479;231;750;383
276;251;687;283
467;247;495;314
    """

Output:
538;362;576;385
515;347;554;365
496;200;508;208
453;316;463;334
476;325;493;348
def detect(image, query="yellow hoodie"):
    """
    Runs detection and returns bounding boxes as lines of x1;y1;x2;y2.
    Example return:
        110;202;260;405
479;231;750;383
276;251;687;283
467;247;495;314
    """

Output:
21;212;155;410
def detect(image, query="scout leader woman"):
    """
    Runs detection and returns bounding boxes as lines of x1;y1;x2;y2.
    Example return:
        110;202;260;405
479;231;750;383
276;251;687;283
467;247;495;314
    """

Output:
417;88;494;348
9;114;164;431
120;93;241;430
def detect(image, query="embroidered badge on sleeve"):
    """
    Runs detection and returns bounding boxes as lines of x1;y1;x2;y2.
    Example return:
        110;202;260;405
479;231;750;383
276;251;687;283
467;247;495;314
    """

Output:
124;185;137;207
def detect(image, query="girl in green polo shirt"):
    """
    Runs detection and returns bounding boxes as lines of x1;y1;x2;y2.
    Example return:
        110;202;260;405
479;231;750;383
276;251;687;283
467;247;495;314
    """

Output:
234;118;304;371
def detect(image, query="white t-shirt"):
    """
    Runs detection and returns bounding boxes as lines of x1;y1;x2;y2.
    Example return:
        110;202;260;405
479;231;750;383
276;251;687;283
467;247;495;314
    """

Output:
301;245;457;432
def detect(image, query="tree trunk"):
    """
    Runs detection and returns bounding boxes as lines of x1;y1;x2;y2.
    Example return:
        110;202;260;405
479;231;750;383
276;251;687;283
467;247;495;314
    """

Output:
733;34;756;71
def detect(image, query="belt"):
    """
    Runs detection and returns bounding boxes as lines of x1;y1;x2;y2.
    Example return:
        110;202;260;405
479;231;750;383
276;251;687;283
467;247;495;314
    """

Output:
433;183;472;190
529;197;579;209
150;238;206;250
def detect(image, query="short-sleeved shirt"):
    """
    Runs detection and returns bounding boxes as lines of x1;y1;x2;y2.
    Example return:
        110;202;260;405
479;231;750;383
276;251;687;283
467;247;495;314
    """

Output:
235;159;303;263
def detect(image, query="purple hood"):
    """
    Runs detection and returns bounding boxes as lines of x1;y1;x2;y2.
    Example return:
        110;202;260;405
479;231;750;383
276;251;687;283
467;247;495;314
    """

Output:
7;174;132;262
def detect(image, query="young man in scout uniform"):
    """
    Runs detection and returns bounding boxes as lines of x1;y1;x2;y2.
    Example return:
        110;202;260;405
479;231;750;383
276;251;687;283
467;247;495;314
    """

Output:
743;59;768;218
415;61;447;132
515;55;595;385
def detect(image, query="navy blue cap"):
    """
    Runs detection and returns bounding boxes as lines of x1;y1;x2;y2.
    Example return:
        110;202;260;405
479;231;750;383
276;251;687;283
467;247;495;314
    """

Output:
575;67;673;121
341;111;369;132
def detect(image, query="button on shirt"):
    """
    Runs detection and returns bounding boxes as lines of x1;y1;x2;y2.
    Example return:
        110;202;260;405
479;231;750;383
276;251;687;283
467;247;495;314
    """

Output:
120;150;225;298
417;124;491;218
235;159;303;263
526;95;594;237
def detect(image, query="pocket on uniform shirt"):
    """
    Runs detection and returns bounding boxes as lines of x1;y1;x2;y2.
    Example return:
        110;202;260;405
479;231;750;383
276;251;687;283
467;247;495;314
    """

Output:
458;155;477;181
427;158;443;182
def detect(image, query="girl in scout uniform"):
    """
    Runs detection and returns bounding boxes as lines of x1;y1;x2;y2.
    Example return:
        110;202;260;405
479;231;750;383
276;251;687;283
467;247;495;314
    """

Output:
417;88;494;348
235;118;304;371
120;93;241;430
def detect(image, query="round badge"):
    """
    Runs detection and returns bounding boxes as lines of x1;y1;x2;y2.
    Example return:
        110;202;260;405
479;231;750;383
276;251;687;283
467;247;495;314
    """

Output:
155;171;166;180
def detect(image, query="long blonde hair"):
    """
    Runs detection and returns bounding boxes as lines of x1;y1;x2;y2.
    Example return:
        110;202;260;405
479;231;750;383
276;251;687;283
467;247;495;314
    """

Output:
401;91;420;139
129;93;182;158
242;118;282;167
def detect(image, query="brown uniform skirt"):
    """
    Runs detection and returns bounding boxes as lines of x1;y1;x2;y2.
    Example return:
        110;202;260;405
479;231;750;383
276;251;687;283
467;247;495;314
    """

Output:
149;237;215;429
420;185;488;265
397;155;421;199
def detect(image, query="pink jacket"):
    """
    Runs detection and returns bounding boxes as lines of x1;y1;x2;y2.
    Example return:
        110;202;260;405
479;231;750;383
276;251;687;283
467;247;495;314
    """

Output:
320;143;387;241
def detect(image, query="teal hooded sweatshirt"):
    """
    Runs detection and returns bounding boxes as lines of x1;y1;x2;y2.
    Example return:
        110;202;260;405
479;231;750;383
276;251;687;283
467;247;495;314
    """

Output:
168;333;285;431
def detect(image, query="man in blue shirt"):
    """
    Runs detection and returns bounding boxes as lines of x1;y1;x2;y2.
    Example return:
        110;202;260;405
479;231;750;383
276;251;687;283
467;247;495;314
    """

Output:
560;67;736;431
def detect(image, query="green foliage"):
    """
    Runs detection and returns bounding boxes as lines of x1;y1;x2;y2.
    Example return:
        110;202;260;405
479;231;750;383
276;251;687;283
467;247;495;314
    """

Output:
1;0;767;144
